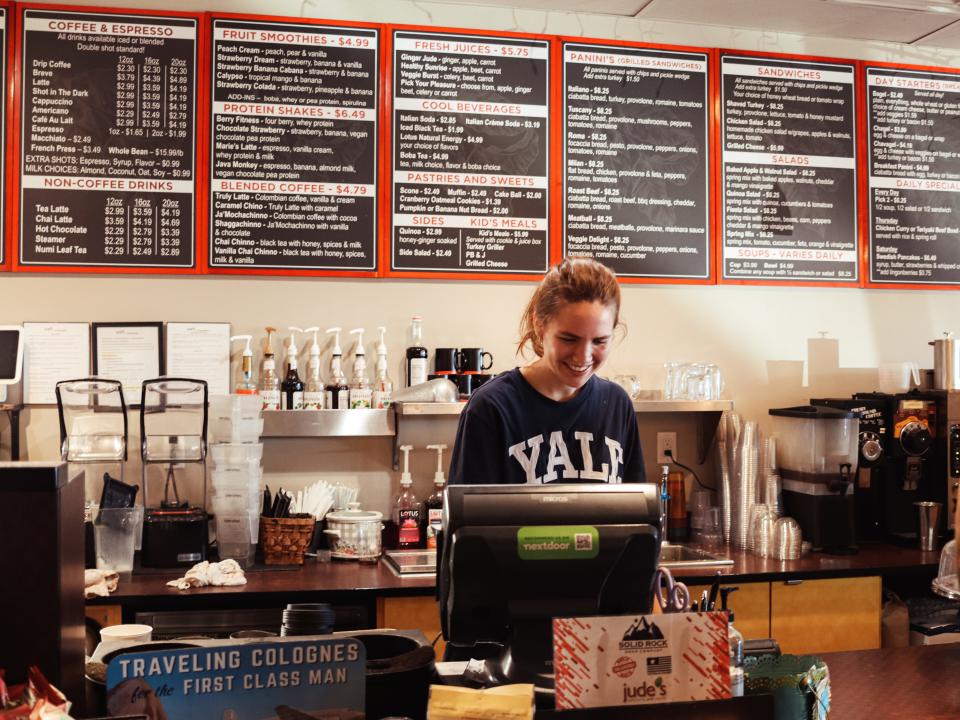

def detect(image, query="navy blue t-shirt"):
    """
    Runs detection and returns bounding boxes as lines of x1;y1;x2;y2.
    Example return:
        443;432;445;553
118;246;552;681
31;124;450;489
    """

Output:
448;368;645;485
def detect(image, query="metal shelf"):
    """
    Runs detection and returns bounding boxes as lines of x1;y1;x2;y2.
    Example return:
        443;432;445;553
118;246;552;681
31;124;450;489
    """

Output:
261;409;395;437
393;402;465;416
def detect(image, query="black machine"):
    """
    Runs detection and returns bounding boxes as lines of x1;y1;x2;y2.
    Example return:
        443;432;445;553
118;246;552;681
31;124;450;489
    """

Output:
813;390;960;545
438;483;661;691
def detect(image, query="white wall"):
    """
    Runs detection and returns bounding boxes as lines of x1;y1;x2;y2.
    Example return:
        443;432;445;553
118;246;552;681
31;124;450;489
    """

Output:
9;0;960;515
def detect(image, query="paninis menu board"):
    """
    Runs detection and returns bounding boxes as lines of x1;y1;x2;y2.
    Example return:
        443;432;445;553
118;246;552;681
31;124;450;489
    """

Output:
866;65;960;286
720;54;858;284
562;42;711;280
389;30;550;276
209;18;379;273
17;8;198;269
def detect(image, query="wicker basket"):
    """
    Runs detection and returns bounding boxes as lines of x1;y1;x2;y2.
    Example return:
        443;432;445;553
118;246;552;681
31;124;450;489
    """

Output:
259;514;316;565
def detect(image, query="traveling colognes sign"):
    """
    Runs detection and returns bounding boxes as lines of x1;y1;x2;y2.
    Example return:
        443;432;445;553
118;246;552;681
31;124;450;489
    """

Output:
106;638;365;719
553;612;730;710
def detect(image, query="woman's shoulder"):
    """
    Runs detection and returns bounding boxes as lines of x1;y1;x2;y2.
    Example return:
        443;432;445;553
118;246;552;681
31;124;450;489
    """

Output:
464;367;523;407
592;375;634;407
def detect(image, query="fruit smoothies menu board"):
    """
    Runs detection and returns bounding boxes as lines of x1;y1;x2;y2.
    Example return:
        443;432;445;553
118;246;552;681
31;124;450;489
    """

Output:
390;30;549;275
562;42;710;280
720;54;858;283
209;18;379;272
18;9;198;269
866;65;960;286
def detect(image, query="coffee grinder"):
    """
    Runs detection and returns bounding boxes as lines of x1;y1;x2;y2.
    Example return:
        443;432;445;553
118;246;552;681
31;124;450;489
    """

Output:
139;378;209;568
768;405;860;553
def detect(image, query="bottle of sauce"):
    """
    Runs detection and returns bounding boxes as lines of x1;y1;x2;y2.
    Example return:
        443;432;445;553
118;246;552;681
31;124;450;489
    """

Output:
281;327;304;410
324;327;349;410
258;327;280;411
405;315;428;387
424;443;447;550
392;445;423;549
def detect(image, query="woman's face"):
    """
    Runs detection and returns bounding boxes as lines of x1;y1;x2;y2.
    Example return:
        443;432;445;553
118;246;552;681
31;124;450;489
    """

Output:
536;300;617;393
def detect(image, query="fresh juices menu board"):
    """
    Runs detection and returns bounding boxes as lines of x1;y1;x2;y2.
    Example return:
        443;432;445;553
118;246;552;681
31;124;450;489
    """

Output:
208;18;379;273
389;30;550;276
866;65;960;286
720;54;858;284
17;8;199;270
561;42;711;280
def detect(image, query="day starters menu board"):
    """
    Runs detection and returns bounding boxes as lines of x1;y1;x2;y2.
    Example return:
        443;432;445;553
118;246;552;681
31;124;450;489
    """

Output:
209;18;379;272
18;9;198;269
866;65;960;286
562;42;711;280
390;30;550;275
720;54;858;283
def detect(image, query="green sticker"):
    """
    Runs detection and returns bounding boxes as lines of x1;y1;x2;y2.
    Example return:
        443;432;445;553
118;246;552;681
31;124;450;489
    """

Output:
517;525;599;560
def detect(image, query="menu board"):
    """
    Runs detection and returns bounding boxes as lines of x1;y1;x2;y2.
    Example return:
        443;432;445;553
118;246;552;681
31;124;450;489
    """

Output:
562;42;710;280
720;54;858;283
866;65;960;286
390;30;550;276
17;9;198;269
0;6;8;268
208;18;379;273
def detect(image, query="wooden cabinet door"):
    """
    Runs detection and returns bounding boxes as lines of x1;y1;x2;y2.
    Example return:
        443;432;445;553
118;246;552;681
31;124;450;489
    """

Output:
771;576;881;654
378;596;442;658
727;581;771;640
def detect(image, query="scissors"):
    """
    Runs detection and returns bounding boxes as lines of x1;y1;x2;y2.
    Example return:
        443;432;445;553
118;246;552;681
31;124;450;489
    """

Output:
654;567;691;613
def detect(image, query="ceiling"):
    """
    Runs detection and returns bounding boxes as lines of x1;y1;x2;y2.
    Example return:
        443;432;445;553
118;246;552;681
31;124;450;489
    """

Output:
435;0;960;49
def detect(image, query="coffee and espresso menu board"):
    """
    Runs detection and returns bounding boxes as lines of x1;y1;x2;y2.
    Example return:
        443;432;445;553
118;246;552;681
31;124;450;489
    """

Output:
389;31;550;276
208;19;378;273
17;8;197;270
720;54;858;283
562;43;710;279
866;66;960;286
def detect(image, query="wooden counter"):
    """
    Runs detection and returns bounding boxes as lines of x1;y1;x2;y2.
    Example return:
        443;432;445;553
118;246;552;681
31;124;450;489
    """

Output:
823;644;960;719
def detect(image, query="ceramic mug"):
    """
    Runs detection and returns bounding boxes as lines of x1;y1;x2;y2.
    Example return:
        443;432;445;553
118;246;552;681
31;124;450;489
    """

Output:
457;348;493;374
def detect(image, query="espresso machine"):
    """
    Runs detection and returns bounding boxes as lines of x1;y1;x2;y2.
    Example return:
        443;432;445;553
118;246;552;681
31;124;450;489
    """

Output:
815;390;960;545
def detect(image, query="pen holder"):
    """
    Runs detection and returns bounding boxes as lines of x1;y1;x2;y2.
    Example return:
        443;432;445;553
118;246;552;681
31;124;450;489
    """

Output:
259;514;315;565
744;654;830;720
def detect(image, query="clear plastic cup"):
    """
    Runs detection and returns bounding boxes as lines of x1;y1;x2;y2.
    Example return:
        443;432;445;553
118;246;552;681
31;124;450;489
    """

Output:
700;507;723;548
94;507;143;577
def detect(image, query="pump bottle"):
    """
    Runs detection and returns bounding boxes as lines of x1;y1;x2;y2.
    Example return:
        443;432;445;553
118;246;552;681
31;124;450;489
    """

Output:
281;327;305;410
405;315;428;387
230;335;257;395
303;327;324;410
348;328;372;409
258;327;281;411
393;444;423;549
424;443;447;549
324;327;349;410
372;326;394;409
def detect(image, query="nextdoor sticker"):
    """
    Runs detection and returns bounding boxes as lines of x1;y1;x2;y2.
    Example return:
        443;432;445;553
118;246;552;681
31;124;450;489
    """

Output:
517;525;598;559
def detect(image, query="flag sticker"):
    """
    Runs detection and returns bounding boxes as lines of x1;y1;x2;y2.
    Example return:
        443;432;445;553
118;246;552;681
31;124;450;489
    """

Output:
647;656;672;675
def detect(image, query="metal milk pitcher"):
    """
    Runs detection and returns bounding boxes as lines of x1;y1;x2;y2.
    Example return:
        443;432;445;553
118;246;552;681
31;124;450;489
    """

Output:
930;331;960;390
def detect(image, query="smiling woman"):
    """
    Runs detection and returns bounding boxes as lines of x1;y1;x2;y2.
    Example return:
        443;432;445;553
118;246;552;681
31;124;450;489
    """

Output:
448;257;645;485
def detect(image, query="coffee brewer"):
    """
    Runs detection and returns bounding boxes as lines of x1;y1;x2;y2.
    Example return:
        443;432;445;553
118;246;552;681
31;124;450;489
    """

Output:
814;390;960;545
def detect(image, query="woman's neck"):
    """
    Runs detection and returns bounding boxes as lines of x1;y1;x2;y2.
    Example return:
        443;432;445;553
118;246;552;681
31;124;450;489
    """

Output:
520;361;585;402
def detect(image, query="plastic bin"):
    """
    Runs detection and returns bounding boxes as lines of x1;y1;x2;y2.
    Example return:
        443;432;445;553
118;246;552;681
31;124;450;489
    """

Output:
210;394;262;422
218;540;256;568
210;443;264;466
209;417;263;444
211;464;263;490
216;510;260;544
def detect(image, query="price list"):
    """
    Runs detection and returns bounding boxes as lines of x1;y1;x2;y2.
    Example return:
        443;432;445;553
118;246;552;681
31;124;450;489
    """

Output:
209;20;378;271
19;10;197;267
562;43;710;279
720;55;858;283
866;66;960;285
0;8;7;266
391;31;549;274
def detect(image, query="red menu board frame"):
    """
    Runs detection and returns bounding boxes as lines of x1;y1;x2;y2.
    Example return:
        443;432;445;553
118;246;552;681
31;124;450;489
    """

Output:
11;3;206;275
202;12;383;278
382;23;555;281
715;49;862;288
860;59;960;290
555;36;717;285
0;2;13;272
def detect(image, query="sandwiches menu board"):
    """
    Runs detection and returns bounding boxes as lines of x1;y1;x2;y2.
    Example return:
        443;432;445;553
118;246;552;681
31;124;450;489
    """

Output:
865;65;960;286
720;53;858;284
16;7;199;270
388;29;550;277
562;41;711;280
208;17;379;274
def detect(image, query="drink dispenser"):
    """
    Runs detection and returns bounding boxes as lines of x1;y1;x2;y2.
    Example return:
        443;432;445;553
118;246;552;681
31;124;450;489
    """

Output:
769;405;859;553
139;378;209;567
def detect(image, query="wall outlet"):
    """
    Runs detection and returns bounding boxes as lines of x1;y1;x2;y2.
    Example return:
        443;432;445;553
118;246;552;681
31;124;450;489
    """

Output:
657;432;677;464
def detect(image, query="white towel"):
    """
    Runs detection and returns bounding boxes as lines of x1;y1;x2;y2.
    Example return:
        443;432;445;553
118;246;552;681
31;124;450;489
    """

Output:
84;568;119;599
166;559;247;591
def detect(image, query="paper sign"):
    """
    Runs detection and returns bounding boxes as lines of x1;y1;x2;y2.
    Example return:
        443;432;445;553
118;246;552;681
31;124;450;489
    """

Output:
553;612;731;710
105;638;365;720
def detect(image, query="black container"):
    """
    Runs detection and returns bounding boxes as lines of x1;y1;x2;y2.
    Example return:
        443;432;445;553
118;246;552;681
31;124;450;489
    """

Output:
351;633;435;720
281;602;335;637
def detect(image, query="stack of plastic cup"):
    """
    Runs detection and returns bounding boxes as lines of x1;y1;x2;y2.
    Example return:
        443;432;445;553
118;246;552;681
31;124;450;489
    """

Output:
208;395;264;567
